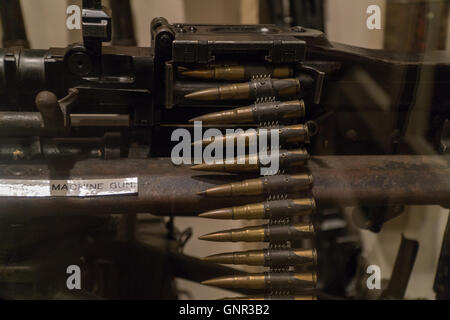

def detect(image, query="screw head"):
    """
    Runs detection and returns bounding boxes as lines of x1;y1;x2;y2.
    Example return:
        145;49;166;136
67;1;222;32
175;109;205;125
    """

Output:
67;52;93;76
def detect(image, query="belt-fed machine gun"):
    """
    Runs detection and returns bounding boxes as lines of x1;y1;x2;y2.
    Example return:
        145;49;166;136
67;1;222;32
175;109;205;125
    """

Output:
0;0;448;300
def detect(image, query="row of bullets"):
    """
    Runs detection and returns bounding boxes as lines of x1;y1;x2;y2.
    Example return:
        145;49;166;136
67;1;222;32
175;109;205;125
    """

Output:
188;99;315;175
184;62;318;300
196;175;317;299
187;100;313;174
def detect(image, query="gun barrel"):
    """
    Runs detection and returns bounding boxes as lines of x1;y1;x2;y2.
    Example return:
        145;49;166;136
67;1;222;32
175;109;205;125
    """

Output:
0;156;447;216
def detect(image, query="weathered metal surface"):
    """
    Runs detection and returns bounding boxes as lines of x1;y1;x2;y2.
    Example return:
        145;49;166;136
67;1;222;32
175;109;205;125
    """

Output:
0;112;44;136
0;0;29;48
382;235;419;299
110;0;137;46
0;156;447;216
311;155;450;208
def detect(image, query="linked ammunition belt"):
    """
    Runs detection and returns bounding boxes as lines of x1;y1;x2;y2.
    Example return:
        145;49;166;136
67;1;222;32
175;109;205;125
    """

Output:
185;68;318;300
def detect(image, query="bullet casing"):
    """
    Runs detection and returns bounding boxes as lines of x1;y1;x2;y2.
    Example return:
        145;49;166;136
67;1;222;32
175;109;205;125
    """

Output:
199;198;316;220
195;124;310;147
265;272;317;290
198;222;314;242
191;148;309;173
279;124;310;145
265;223;315;242
200;173;313;197
279;149;309;169
202;272;317;291
204;249;265;265
181;65;293;81
203;248;317;267
265;248;317;267
189;100;305;124
261;173;313;195
264;198;315;219
253;100;305;123
192;154;260;173
184;78;300;101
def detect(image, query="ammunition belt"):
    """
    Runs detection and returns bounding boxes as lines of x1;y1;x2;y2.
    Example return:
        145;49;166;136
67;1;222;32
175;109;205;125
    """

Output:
193;70;317;300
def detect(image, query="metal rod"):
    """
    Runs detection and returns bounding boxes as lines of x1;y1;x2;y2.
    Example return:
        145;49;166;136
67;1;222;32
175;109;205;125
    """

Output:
0;112;44;136
110;0;137;46
0;156;448;216
381;234;419;299
0;0;29;48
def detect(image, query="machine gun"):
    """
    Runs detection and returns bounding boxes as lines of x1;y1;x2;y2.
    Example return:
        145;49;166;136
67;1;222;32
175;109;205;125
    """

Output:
0;0;448;300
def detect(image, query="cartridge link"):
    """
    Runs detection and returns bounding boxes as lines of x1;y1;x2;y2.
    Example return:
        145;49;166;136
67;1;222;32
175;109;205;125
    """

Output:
269;217;291;225
259;120;279;127
267;194;288;201
251;74;272;81
268;290;292;297
268;242;291;249
255;96;276;104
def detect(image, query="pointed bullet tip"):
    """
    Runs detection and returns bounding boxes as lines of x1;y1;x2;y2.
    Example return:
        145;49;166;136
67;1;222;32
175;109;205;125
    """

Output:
198;208;232;219
201;255;221;263
201;278;221;286
200;276;236;288
198;234;211;241
202;252;235;264
184;91;205;100
198;231;228;241
199;185;229;197
197;190;207;196
184;88;217;101
180;69;212;80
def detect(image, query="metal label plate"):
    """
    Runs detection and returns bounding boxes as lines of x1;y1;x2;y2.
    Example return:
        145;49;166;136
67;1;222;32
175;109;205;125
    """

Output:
0;178;138;197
